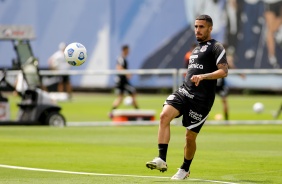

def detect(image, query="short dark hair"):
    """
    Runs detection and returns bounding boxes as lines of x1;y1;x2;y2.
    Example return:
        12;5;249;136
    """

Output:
195;15;213;26
122;45;129;51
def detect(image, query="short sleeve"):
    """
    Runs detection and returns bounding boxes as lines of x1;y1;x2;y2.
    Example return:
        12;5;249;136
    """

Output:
117;57;125;67
213;43;227;65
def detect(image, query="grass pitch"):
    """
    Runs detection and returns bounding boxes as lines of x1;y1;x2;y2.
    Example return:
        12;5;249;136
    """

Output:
1;92;281;183
0;125;281;183
6;92;282;122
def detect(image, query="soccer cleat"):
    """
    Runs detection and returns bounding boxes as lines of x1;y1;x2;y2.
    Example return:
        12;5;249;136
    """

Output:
146;157;167;172
108;111;113;119
171;168;190;180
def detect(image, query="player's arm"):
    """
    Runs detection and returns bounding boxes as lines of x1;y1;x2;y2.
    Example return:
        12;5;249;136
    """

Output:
116;63;125;70
116;58;131;79
190;63;228;86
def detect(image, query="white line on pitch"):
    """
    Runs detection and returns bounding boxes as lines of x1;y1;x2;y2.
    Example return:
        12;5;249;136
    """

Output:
0;164;238;184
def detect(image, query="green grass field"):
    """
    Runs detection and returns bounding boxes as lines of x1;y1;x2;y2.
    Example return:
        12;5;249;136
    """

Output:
0;125;281;183
5;92;282;122
0;93;281;183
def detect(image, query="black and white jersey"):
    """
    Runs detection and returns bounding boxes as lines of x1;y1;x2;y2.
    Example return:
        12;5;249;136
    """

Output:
117;56;128;70
183;39;227;107
116;56;128;84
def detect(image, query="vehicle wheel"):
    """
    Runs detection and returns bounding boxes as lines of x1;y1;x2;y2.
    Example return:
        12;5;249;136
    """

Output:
45;112;66;127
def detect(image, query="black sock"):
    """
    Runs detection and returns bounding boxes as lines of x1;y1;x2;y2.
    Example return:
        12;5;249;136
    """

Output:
180;158;193;172
225;112;228;120
158;144;168;162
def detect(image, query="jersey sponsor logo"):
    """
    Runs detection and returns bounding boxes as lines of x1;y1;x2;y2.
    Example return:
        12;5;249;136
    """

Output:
200;45;208;52
188;63;203;69
190;55;198;59
178;88;194;99
188;58;204;69
193;49;199;54
189;109;203;122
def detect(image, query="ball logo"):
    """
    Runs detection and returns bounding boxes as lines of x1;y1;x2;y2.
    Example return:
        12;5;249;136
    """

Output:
76;43;84;48
68;61;76;66
67;48;74;57
78;52;85;60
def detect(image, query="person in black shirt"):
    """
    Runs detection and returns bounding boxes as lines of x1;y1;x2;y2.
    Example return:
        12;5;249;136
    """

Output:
110;45;139;115
146;15;228;180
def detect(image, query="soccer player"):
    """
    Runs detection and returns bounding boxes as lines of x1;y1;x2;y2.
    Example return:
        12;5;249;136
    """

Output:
273;103;282;119
146;15;228;180
110;45;139;114
216;46;245;121
48;42;72;98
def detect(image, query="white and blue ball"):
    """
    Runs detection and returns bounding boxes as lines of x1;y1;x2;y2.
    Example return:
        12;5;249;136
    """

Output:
64;42;87;66
253;102;264;113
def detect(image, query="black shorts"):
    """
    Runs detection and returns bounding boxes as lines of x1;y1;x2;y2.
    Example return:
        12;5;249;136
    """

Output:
216;78;229;97
61;75;70;83
216;85;229;97
115;76;136;95
164;87;210;133
115;80;136;95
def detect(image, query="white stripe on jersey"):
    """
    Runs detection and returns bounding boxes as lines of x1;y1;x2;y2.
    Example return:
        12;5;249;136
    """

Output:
117;57;125;66
216;49;226;65
187;114;208;130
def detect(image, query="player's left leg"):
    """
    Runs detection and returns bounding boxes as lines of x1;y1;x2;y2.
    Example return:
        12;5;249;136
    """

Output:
112;94;124;109
171;101;209;180
125;83;139;109
171;129;197;180
274;103;282;119
222;96;229;120
218;85;229;121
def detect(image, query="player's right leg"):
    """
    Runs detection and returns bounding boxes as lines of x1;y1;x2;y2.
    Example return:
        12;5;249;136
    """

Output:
109;87;124;118
146;101;180;172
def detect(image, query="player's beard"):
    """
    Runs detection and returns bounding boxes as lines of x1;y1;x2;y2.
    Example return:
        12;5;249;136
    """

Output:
196;34;208;42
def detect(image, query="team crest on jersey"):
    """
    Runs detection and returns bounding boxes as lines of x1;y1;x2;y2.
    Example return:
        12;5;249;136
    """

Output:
200;45;208;52
207;42;211;45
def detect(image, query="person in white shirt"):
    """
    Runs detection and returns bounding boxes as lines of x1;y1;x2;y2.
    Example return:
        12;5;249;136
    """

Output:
48;42;72;97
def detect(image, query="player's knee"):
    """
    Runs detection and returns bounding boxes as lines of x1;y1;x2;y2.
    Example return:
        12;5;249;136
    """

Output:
160;111;173;125
185;131;197;143
160;111;168;121
185;135;195;143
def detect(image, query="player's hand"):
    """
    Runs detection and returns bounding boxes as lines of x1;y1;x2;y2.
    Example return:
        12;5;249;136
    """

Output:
126;74;132;79
190;75;204;86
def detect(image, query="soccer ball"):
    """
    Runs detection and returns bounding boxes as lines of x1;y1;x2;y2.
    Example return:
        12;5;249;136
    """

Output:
253;102;264;113
123;96;133;106
64;42;87;66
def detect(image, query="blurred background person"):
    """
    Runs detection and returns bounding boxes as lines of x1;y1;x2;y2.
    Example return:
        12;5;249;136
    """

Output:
273;103;282;119
110;45;139;117
264;0;282;68
48;42;72;98
216;45;245;121
184;43;197;68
